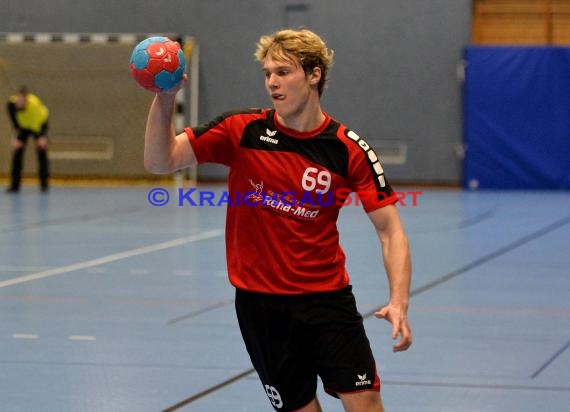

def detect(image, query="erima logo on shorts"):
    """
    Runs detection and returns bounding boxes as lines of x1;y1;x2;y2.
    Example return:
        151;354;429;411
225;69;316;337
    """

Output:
355;373;372;386
260;128;278;144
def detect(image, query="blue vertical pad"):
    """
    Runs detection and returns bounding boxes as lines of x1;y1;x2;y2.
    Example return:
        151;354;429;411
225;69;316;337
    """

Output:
463;46;570;189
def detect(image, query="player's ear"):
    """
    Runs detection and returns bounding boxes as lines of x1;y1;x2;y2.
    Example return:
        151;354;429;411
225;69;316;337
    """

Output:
308;67;321;86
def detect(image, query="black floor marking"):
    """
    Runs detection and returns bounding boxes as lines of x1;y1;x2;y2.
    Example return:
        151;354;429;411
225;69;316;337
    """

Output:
530;340;570;379
457;210;495;228
161;368;256;412
399;214;570;302
162;214;570;410
167;299;234;325
0;206;144;234
408;209;495;234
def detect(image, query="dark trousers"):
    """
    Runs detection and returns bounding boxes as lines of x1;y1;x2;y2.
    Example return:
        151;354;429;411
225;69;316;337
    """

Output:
9;130;49;190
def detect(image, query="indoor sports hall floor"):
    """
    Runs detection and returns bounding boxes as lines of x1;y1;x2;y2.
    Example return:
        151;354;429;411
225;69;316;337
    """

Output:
1;182;569;412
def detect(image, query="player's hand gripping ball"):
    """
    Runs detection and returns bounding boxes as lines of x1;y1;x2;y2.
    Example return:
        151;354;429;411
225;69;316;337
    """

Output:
130;36;185;92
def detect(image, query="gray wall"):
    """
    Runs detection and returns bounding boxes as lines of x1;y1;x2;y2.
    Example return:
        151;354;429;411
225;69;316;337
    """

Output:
0;0;472;184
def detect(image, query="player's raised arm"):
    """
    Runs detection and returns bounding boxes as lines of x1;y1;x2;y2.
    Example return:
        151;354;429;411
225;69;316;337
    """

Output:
143;83;196;174
129;36;196;174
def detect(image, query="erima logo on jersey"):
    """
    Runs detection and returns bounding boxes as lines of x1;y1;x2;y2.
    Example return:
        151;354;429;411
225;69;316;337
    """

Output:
260;129;278;144
355;373;372;387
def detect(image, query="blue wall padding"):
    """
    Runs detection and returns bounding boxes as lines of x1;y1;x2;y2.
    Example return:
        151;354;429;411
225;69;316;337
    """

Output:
463;46;570;189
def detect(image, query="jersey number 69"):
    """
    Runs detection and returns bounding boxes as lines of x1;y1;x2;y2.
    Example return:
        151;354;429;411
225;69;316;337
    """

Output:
302;167;331;194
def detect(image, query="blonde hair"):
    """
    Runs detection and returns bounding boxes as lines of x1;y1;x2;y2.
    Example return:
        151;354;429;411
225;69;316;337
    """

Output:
255;28;334;96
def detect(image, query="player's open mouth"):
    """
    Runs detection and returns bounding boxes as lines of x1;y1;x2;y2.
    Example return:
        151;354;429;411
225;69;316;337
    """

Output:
271;93;285;100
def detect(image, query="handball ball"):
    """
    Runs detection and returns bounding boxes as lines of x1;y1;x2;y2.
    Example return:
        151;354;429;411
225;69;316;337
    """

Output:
130;36;185;92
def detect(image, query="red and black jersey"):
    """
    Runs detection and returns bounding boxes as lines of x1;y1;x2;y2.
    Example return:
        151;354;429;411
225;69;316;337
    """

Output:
185;108;397;294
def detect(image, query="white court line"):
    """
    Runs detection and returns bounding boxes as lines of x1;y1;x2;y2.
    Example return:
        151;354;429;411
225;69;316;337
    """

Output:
128;268;149;275
0;229;223;289
69;335;96;341
12;334;39;340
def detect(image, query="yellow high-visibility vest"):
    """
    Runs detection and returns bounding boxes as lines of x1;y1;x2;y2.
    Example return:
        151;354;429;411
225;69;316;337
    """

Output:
9;93;49;133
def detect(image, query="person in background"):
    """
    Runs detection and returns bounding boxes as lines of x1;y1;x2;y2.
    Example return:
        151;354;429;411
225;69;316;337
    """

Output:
6;86;50;193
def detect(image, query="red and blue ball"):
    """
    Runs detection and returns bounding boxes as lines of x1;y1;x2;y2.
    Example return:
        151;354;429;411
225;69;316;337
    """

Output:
130;36;185;92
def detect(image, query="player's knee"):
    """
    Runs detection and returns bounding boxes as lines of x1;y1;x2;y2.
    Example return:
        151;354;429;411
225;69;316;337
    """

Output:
292;397;322;412
339;390;384;412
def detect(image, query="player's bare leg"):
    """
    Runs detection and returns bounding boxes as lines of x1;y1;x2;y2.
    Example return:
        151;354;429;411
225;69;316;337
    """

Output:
293;397;323;412
339;390;385;412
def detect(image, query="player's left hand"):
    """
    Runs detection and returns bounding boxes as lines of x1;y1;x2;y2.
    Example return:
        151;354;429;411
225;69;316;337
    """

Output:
160;73;188;96
374;302;412;352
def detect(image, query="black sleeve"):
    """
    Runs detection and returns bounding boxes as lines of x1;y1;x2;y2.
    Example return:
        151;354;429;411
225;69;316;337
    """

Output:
6;101;20;130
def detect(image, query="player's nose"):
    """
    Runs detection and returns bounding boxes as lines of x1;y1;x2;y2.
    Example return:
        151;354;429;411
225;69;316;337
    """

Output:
267;74;279;89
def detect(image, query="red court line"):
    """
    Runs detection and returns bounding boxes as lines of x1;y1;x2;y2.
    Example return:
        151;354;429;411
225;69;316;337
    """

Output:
412;305;570;317
0;295;87;303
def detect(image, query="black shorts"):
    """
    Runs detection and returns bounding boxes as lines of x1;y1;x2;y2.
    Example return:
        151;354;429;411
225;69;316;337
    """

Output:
235;285;380;411
16;129;42;143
